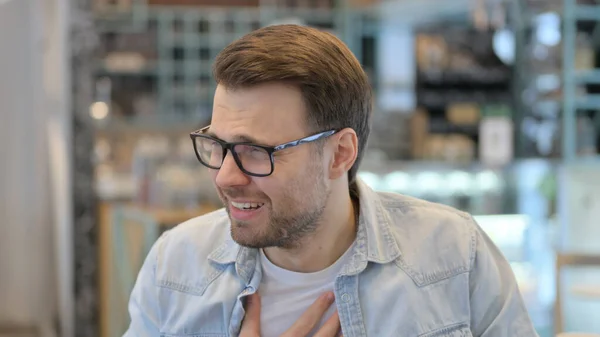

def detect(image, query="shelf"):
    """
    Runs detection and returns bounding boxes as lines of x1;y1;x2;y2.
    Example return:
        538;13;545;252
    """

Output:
418;90;512;109
94;115;209;133
571;284;600;299
263;7;338;23
575;70;600;84
536;99;561;108
429;122;479;136
95;63;158;76
148;0;260;6
536;96;600;110
418;68;511;86
574;4;600;21
94;4;347;136
560;156;600;166
555;252;600;333
130;203;219;225
574;95;600;110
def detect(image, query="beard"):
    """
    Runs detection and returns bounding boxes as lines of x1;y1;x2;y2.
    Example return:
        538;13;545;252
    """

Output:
218;164;329;249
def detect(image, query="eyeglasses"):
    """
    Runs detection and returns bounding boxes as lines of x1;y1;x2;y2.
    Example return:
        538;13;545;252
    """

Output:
190;125;336;177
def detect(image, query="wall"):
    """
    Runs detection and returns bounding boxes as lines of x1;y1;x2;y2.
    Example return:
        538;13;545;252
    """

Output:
0;0;57;335
0;0;73;336
44;0;75;335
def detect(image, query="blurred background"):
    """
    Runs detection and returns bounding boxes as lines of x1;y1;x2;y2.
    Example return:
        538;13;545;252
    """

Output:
1;0;600;336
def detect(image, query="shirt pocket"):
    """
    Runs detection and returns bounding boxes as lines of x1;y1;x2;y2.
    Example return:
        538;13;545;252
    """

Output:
420;323;473;337
156;287;232;337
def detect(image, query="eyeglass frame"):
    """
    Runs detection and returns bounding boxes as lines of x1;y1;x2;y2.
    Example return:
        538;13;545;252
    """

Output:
189;125;337;177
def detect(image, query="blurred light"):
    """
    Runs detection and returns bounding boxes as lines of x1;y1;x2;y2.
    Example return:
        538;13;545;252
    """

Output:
384;172;411;192
378;25;416;112
521;117;539;139
105;53;146;73
535;74;560;92
357;172;380;189
536;121;558;156
535;12;561;47
94;138;111;162
473;214;529;246
414;172;442;194
492;29;515;65
447;171;473;194
533;45;549;60
269;17;305;26
90;101;109;120
475;171;502;192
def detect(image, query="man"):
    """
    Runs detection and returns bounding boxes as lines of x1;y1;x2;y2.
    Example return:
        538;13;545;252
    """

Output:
125;24;538;337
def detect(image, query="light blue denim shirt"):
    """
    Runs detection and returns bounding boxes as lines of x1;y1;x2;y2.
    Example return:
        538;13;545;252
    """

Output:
124;179;538;337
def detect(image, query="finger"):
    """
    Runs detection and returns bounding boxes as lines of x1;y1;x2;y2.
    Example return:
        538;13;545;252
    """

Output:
240;293;261;335
283;292;335;336
314;310;341;337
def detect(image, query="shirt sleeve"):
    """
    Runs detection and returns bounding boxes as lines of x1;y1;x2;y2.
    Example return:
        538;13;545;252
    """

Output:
469;218;539;337
122;235;164;337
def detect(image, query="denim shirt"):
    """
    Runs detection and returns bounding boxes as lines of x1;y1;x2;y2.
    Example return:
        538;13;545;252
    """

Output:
124;179;538;337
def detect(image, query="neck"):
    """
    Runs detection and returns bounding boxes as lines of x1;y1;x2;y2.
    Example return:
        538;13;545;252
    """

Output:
263;185;358;273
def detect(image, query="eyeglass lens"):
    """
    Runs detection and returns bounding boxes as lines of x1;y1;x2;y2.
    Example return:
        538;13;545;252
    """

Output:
194;137;272;175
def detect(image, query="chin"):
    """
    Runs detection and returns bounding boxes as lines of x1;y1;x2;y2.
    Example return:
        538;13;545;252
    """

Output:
230;222;267;248
231;236;269;249
230;225;290;249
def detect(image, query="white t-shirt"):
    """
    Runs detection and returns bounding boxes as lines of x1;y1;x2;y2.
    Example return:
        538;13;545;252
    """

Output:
258;245;354;337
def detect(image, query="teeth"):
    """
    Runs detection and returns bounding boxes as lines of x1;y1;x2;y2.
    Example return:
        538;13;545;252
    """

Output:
231;201;264;210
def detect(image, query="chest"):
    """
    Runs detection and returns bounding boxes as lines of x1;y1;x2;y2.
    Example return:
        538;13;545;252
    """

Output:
259;277;337;337
154;265;473;337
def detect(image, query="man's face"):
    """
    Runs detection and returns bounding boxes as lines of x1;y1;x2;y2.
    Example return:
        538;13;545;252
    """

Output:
208;83;331;249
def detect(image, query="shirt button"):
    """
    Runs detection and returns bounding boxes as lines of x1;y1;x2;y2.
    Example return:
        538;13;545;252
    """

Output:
340;293;351;303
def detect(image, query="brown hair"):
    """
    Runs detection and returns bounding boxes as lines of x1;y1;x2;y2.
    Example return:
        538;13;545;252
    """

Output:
213;24;372;185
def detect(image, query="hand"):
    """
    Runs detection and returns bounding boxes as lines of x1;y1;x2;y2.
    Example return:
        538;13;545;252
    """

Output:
239;291;342;337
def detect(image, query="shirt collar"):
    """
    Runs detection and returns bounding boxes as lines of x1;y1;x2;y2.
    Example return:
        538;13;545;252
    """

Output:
339;178;402;276
207;177;402;278
207;238;257;285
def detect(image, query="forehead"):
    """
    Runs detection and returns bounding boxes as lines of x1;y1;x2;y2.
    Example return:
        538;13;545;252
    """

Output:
209;83;308;145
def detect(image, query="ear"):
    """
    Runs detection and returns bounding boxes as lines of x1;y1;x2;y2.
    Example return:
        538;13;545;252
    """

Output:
328;128;358;180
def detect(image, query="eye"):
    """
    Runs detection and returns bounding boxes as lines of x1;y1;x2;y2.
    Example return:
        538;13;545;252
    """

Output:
200;139;218;152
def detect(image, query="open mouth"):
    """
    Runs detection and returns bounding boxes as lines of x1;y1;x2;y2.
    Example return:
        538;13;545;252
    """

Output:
231;201;265;211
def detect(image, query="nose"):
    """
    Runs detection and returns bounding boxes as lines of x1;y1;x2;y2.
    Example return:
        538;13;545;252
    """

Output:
214;151;251;188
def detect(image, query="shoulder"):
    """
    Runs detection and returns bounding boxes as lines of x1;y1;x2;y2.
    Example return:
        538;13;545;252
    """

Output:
158;207;232;255
376;192;478;282
377;190;476;232
150;208;237;294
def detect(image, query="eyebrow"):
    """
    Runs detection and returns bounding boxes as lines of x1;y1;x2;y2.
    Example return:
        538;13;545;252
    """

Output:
204;128;271;146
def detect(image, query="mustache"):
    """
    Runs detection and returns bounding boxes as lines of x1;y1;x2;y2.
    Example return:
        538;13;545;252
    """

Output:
219;188;268;200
